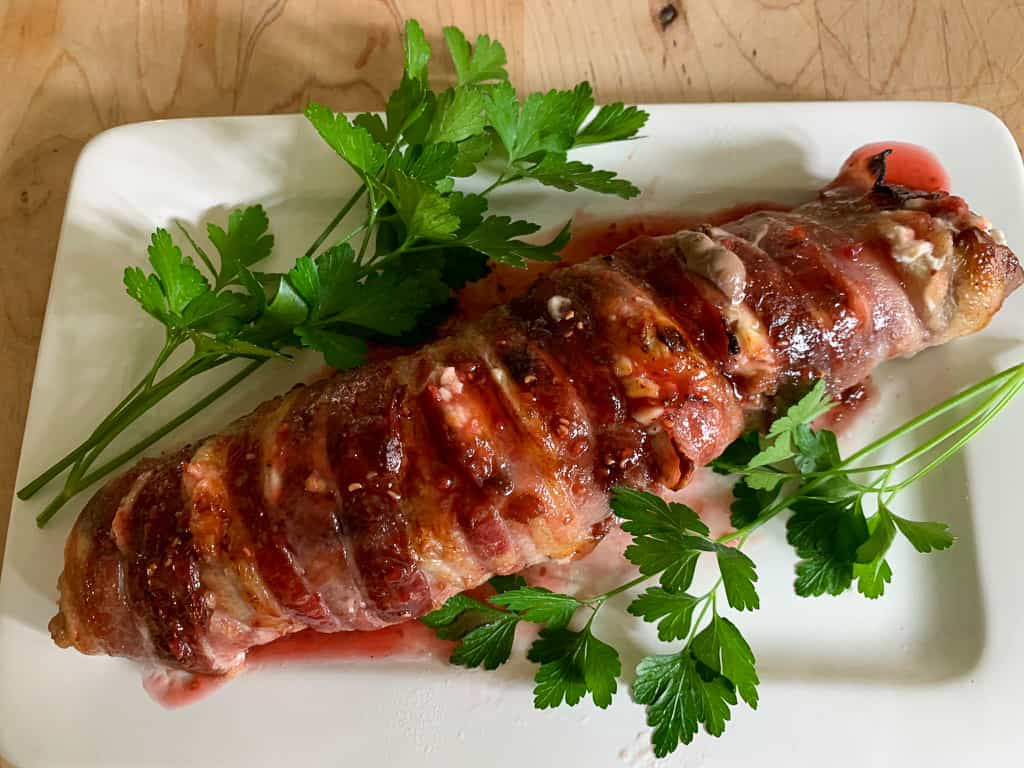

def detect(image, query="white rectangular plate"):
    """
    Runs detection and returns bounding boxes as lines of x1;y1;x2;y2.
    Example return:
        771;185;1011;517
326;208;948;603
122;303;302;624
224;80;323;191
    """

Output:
3;102;1023;767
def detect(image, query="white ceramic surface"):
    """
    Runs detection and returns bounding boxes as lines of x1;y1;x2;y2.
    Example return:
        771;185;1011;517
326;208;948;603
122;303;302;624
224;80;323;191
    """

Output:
2;103;1023;767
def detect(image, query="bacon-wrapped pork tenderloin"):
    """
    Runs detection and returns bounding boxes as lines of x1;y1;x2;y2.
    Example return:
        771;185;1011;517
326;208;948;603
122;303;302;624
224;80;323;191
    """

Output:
50;152;1022;674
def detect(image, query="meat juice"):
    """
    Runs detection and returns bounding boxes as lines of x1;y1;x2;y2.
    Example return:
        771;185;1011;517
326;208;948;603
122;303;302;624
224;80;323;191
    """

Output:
147;141;936;705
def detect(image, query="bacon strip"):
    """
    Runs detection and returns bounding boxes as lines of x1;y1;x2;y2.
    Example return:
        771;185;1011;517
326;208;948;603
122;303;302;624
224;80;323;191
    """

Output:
50;154;1023;674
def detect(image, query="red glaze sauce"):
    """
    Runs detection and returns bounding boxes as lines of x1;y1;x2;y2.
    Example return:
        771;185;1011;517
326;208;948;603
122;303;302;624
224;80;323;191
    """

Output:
458;205;792;320
836;141;951;192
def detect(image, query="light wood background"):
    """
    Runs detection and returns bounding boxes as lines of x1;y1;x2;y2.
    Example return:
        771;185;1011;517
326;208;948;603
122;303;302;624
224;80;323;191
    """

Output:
1;0;1023;763
1;0;1023;734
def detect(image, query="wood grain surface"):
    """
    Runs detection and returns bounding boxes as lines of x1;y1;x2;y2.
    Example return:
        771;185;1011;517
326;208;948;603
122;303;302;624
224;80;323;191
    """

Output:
1;0;1022;730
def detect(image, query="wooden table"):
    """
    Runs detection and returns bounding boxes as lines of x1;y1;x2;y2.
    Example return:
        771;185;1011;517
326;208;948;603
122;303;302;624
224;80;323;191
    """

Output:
2;0;1023;663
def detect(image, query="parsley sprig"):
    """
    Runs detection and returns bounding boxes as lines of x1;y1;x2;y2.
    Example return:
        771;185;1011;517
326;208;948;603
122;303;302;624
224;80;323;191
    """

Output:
424;361;1024;757
21;20;650;524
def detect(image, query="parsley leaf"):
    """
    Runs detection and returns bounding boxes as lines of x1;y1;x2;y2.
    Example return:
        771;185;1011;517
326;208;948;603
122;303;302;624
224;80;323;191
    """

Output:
346;266;450;334
575;102;649;146
460;217;569;267
390;170;461;241
787;496;868;597
123;267;168;323
304;102;387;180
853;507;896;599
451;132;492;177
427;86;488;144
291;243;448;335
451;615;521;670
614;487;710;538
285;255;320;314
251;274;310;335
627;538;706;593
294;327;366;370
386;75;432;143
744;381;836;468
716;547;760;611
205;205;275;289
792;423;842;474
420;592;520;670
397;142;459;187
528;626;620;709
892;515;956;553
485;82;577;163
443;26;508;85
616;487;715;592
419;594;495;633
523;153;641;198
489;587;582;630
793;553;852;597
179;291;250;335
145;229;209;318
855;505;897;564
353;112;388;144
741;468;786;491
627;588;700;641
770;380;834;435
711;432;783;527
633;652;736;756
403;19;431;82
691;614;759;709
711;430;760;473
488;574;528;593
727;477;778;528
853;556;893;599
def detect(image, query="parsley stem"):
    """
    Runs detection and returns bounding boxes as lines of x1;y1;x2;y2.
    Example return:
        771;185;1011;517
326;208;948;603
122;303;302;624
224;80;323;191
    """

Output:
74;359;267;494
889;366;1024;491
17;338;181;500
34;353;231;527
717;361;1024;543
338;222;368;246
591;573;653;604
304;186;366;259
840;362;1023;468
884;366;1024;477
67;350;207;489
683;578;721;648
17;380;147;500
176;223;218;278
356;203;381;267
479;173;507;197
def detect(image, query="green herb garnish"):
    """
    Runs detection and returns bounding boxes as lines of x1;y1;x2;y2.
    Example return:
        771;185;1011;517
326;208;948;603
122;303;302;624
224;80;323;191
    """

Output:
20;20;649;523
423;363;1024;757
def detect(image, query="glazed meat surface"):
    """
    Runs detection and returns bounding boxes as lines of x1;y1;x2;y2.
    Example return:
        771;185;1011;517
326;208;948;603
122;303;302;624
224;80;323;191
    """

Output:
50;154;1023;674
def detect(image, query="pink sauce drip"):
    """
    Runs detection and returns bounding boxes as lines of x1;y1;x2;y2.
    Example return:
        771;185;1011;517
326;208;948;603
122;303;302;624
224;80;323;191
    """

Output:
143;668;231;707
837;141;951;192
145;622;454;708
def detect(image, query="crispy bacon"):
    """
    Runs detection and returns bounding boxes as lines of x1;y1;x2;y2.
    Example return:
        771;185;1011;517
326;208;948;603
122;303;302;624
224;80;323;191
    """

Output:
50;153;1022;674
